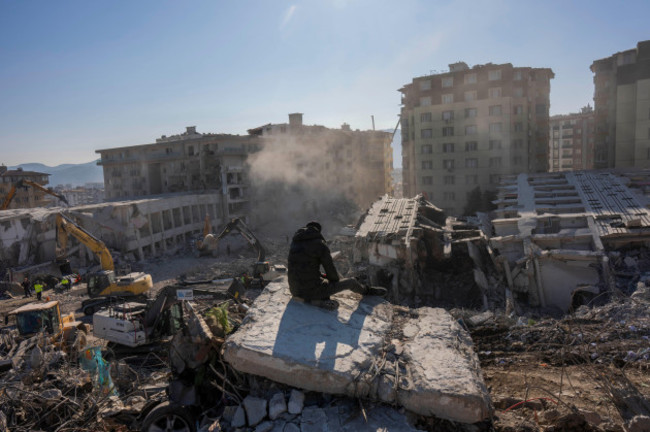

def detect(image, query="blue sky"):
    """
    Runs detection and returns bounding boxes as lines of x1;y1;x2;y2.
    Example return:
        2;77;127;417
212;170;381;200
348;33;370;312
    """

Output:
1;0;648;167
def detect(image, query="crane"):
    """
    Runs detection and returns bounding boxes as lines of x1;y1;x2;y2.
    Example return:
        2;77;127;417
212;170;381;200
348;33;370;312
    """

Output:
1;179;69;210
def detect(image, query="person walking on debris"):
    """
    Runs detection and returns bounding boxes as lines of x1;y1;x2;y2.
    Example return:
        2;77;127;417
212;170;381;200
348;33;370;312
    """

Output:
287;221;386;310
34;279;44;301
22;276;32;298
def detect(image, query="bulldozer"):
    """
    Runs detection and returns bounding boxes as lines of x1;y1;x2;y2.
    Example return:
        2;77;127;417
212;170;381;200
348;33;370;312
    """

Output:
56;213;153;315
4;300;88;353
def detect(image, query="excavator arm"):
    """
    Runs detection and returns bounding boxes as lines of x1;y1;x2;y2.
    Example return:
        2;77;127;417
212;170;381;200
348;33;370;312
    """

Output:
1;179;68;210
214;218;266;263
22;180;69;206
56;213;115;271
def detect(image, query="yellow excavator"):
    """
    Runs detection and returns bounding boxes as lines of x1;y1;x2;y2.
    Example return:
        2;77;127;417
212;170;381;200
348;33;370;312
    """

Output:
56;213;153;315
1;179;69;210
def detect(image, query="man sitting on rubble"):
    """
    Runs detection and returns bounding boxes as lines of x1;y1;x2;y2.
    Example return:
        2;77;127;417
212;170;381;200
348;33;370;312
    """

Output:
287;221;386;310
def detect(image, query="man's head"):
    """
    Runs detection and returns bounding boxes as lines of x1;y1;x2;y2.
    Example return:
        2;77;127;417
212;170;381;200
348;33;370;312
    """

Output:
306;221;322;232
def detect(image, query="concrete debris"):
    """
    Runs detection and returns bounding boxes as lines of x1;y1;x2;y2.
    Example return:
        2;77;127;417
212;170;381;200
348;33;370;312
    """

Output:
243;395;268;427
223;279;492;423
288;389;305;415
269;392;288;419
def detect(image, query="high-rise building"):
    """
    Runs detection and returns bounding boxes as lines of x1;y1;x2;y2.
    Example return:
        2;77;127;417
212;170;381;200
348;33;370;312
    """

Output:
400;62;554;215
591;40;650;169
96;126;260;219
549;105;595;172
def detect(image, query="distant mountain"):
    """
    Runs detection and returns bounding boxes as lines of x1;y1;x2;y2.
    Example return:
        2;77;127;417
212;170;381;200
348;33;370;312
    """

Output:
9;161;103;187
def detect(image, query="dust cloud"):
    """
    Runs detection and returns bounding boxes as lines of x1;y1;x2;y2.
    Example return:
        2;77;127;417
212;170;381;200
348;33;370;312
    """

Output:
245;132;361;238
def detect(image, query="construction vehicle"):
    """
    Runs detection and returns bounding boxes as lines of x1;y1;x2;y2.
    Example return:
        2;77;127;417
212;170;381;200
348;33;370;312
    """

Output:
56;213;153;315
4;300;88;353
93;283;236;348
197;217;286;283
1;179;69;210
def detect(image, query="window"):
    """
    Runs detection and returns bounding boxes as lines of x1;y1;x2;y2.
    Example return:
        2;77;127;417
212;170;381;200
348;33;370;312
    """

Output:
514;122;524;132
489;105;502;116
488;87;501;98
514;105;524;114
465;108;477;118
465;141;478;151
513;87;524;97
422;176;433;185
422;160;433;169
489;140;502;150
488;69;502;81
536;104;547;115
444;175;455;185
442;110;454;121
489;122;503;133
489;157;502;167
464;73;477;84
419;80;431;90
442;94;454;104
514;70;523;81
464;91;477;101
443;191;456;201
420;96;432;106
443;143;455;153
513;155;523;165
466;174;478;185
421;144;432;154
421;129;433;139
442;127;454;136
489;174;501;184
465;158;478;168
465;125;477;135
513;139;524;149
442;77;453;88
421;112;432;122
443;159;455;169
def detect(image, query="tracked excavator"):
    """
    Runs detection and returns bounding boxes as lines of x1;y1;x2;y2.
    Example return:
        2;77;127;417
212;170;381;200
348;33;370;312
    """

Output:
55;213;153;315
1;179;69;210
92;284;235;348
197;217;285;282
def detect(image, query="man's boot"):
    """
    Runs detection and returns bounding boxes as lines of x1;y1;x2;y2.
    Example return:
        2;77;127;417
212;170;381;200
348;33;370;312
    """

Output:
365;285;387;297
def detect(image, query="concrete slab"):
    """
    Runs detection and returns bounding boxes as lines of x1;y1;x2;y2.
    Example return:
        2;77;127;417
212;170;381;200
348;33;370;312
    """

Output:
223;277;492;423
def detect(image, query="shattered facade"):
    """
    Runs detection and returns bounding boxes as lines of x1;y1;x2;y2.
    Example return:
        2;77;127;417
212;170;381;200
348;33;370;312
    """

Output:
0;194;222;277
400;62;554;216
549;105;595;172
352;195;492;309
0;166;54;210
96;126;259;220
591;40;650;169
491;170;650;312
247;113;394;210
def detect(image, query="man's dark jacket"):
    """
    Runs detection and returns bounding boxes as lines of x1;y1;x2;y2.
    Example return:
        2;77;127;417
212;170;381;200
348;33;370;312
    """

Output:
287;225;339;298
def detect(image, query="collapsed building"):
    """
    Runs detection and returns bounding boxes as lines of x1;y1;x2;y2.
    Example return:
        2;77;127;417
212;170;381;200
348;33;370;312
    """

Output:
0;194;222;280
490;170;650;312
352;195;493;309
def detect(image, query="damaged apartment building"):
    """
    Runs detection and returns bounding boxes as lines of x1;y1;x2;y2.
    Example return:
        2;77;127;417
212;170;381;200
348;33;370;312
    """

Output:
248;113;394;210
351;195;493;309
490;170;650;313
1;127;259;275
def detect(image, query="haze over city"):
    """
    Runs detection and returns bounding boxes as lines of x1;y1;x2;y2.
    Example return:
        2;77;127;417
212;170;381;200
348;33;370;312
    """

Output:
1;0;648;166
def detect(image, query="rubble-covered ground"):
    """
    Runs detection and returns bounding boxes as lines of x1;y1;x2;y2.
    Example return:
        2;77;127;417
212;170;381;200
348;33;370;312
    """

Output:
1;227;650;432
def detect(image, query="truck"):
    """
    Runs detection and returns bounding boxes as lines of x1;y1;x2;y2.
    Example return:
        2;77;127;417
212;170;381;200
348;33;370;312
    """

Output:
56;213;154;315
